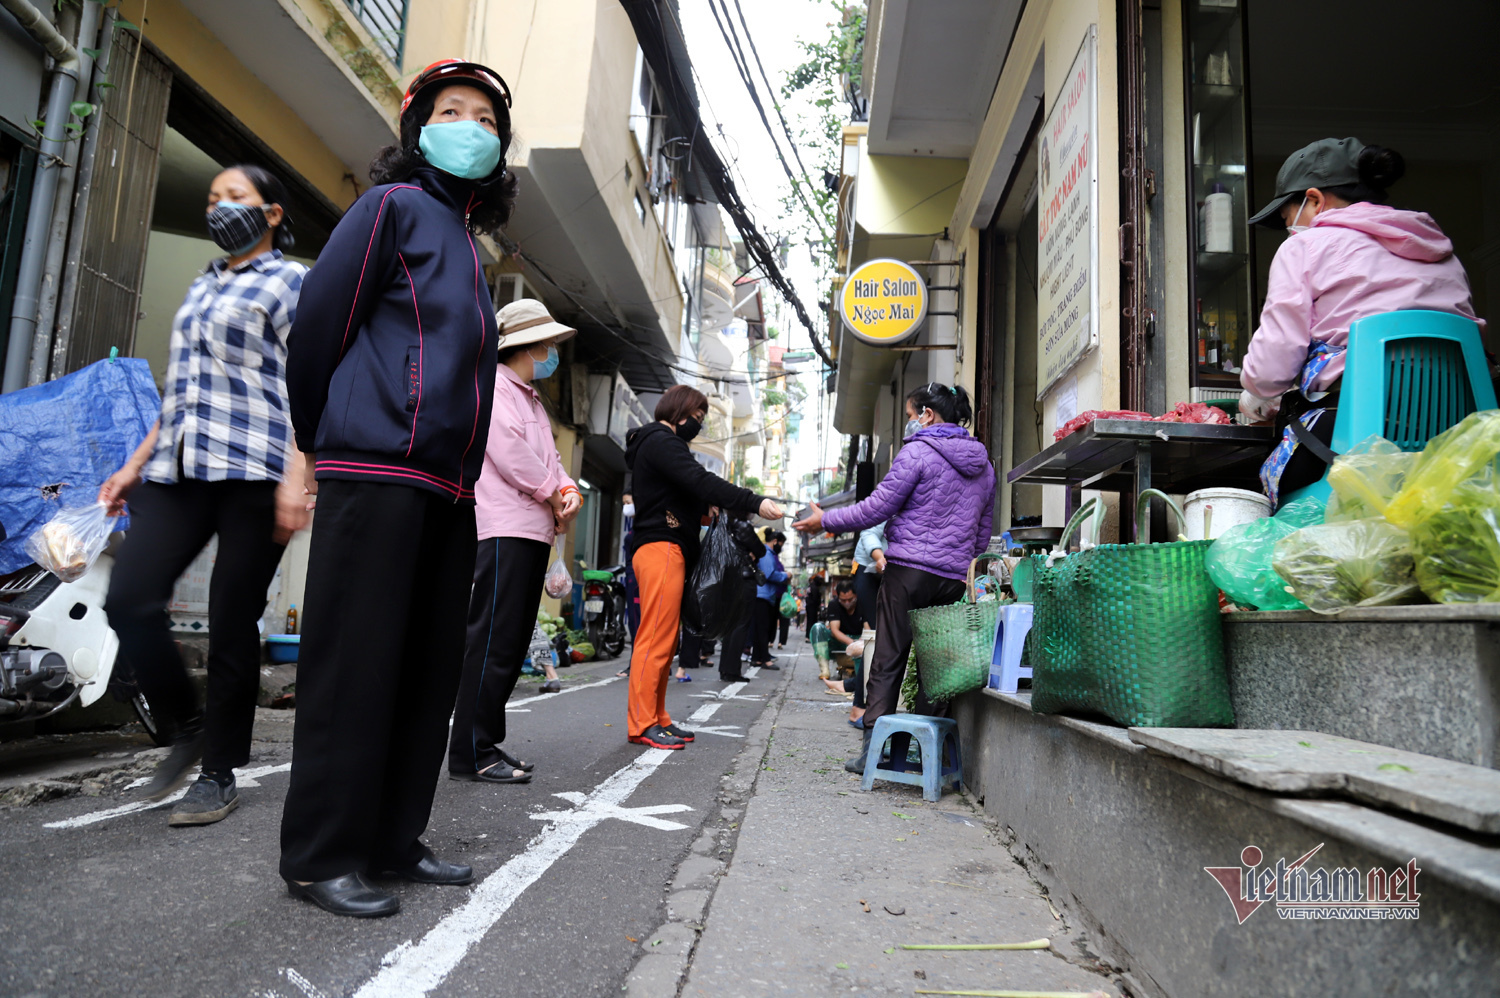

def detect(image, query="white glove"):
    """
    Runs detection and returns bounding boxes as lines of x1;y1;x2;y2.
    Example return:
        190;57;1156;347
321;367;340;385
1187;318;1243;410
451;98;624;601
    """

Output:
1238;390;1280;423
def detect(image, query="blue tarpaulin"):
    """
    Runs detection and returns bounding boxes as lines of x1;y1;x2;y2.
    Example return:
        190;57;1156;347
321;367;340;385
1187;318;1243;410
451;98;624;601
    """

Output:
0;357;160;573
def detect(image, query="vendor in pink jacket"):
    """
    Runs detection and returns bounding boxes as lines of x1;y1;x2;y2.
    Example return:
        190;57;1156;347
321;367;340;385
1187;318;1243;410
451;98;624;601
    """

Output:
1238;138;1483;506
448;299;580;783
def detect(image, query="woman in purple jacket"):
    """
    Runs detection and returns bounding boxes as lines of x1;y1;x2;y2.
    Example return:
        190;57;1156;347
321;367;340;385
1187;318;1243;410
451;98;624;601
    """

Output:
794;383;995;773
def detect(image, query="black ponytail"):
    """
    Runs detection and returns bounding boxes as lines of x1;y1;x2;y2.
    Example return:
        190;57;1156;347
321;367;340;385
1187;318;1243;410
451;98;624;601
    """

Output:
907;382;973;426
1324;145;1405;206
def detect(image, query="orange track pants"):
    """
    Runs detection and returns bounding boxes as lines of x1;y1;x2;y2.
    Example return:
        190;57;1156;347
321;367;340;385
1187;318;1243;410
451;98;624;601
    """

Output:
627;541;684;737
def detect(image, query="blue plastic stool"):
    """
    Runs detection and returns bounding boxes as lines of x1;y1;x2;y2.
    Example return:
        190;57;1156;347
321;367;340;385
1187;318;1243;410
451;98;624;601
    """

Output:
1281;310;1497;508
861;714;962;802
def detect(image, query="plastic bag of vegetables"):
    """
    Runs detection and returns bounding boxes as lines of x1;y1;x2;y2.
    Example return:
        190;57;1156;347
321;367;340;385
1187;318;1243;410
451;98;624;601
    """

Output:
1325;436;1416;522
1272;518;1422;613
1386;410;1500;530
1410;470;1500;603
1206;495;1325;610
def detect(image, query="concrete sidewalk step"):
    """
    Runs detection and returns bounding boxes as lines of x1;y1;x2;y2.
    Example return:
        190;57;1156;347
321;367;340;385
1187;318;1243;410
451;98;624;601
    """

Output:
1129;727;1500;834
679;647;1122;998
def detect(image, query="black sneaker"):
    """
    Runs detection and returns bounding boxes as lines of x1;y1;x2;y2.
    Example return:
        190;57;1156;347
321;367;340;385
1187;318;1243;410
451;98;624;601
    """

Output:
628;725;685;750
661;723;696;742
168;775;239;826
144;729;205;801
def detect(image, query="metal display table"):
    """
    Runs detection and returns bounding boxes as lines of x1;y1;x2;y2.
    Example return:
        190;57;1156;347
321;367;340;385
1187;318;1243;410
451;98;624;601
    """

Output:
1006;419;1275;540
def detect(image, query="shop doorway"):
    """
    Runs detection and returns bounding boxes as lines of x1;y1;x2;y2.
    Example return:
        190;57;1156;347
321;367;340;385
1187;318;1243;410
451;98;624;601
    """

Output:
1247;0;1497;344
131;77;339;386
1184;0;1499;387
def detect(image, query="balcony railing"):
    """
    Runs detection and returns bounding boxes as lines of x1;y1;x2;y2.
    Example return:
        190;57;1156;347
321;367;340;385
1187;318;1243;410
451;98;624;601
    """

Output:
345;0;407;64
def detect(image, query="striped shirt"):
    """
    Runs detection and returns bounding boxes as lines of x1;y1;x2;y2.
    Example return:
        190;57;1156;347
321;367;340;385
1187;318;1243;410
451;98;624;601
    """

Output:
143;250;306;485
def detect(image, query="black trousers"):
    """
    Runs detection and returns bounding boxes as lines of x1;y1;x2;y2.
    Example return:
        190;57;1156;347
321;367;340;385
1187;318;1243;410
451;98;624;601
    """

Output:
718;581;755;680
864;563;965;728
447;535;550;775
104;480;284;772
751;597;776;664
776;610;790;645
854;566;881;629
279;480;475;883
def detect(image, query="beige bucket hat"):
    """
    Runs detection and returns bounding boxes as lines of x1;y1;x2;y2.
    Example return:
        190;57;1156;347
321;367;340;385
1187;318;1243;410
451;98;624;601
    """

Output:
496;298;577;350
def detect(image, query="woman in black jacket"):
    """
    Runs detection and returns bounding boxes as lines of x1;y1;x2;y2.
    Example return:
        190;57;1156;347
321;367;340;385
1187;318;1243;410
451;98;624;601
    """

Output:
622;385;783;748
279;58;518;919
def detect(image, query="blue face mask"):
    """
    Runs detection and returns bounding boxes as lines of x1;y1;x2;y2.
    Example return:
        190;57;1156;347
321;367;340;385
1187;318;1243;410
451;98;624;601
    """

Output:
531;345;560;381
418;120;503;180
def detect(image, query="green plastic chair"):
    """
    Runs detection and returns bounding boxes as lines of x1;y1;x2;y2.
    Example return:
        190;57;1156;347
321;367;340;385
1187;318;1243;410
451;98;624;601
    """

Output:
1281;310;1497;508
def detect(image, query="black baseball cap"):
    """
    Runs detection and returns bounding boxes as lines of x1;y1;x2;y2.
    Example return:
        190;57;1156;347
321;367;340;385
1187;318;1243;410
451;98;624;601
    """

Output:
1248;137;1365;228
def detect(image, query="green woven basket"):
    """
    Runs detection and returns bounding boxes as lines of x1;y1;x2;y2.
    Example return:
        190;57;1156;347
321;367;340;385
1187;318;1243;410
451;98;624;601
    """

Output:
1029;490;1234;728
911;554;1009;703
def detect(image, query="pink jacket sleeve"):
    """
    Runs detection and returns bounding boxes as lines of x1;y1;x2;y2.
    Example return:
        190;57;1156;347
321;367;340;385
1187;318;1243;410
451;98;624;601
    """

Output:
487;389;560;503
1240;238;1314;400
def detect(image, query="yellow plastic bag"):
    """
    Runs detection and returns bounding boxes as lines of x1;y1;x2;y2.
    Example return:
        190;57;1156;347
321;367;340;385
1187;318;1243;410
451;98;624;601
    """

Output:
1386;410;1500;529
1325;436;1416;522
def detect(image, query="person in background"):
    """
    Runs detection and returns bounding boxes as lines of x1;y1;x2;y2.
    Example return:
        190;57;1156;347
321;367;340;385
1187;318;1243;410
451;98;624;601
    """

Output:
447;299;579;785
818;579;868;728
278;59;517;918
851;520;887;626
772;534;793;649
623;385;782;749
794;383;995;775
804;569;826;640
752;530;788;670
1237;138;1484;507
717;512;766;683
618;492;637;678
101;164;310;827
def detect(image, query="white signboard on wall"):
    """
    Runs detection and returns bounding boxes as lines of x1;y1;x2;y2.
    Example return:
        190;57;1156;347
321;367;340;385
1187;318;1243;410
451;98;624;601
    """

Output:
1036;27;1099;398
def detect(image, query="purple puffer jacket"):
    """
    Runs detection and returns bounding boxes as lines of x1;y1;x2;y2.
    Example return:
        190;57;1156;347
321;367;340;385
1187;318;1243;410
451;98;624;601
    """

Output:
823;423;996;581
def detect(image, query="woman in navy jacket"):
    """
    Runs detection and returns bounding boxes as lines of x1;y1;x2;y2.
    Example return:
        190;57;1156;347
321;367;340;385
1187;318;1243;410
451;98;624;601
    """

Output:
278;59;518;918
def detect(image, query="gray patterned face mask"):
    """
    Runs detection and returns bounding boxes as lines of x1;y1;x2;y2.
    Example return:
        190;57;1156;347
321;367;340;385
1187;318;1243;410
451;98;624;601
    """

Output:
206;201;270;255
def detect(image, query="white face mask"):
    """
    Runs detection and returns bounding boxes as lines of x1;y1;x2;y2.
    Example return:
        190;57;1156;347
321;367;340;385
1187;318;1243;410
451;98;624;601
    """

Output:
623;503;636;517
1286;194;1312;235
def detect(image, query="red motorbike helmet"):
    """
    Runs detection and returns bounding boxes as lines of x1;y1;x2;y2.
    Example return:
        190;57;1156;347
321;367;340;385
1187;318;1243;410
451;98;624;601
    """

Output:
401;58;513;118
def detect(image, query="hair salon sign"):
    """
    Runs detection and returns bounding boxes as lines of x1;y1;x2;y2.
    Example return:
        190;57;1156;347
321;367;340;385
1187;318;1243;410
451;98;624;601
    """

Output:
1037;27;1099;397
839;258;929;346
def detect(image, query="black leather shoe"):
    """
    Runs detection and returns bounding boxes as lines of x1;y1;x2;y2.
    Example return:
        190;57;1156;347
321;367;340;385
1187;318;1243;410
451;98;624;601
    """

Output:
285;873;399;918
373;847;474;885
758;661;782;671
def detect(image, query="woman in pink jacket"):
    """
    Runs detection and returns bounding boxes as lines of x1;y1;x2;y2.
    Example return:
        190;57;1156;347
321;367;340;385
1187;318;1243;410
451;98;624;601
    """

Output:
448;299;580;783
1238;138;1484;506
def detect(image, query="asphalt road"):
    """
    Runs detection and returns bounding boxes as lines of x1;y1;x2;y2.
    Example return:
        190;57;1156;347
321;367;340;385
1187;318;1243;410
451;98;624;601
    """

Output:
0;648;788;998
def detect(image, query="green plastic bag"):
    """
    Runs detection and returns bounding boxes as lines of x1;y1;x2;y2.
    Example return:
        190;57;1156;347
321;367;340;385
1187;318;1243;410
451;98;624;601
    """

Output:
1272;518;1422;614
809;621;832;671
1386;410;1500;529
1410;470;1500;603
1325;436;1417;522
779;590;798;618
1206;495;1325;610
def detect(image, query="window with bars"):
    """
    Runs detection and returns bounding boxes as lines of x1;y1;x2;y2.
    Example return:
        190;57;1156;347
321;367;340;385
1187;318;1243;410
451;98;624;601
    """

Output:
344;0;408;65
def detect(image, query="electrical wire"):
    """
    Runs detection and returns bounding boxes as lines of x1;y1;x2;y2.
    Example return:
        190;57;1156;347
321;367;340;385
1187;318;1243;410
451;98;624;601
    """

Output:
618;0;838;371
727;0;819;192
705;0;829;242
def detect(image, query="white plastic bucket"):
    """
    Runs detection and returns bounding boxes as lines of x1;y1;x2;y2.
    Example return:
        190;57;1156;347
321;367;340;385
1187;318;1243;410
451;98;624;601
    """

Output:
1183;488;1271;541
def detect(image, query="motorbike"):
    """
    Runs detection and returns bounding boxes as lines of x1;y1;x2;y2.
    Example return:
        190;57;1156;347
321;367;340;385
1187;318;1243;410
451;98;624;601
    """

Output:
0;554;166;744
580;565;629;660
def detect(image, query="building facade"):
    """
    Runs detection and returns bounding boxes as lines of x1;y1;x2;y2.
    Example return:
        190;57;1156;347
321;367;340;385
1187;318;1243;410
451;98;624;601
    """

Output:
831;0;1499;535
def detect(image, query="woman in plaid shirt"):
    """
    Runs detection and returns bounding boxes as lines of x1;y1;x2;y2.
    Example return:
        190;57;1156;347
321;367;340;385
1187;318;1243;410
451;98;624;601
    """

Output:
100;164;312;827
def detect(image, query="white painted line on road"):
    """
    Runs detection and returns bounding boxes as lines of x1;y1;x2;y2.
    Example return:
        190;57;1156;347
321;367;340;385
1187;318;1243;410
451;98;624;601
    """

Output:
681;724;743;738
530;792;693;830
350;746;679;998
506;674;621;710
743;666;761;678
43;762;292;830
283;967;329;998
